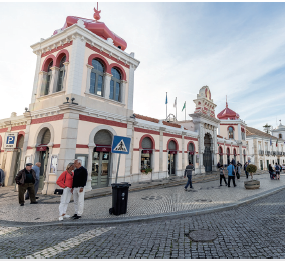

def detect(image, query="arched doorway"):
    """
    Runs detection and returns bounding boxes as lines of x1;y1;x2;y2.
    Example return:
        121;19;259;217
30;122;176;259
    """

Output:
233;148;237;162
37;128;51;189
227;148;230;165
219;146;223;165
243;149;246;164
188;143;195;165
203;133;212;172
168;140;177;176
141;137;153;171
92;130;112;188
12;135;24;184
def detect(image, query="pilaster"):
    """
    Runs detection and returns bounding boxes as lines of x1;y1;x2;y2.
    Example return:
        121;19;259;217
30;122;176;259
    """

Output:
86;144;95;192
50;66;60;94
127;65;135;110
103;72;112;99
31;52;42;104
62;62;69;92
121;80;127;104
85;64;94;94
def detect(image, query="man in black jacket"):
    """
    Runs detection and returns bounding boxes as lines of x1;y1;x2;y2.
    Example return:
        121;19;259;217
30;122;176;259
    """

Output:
15;163;38;206
184;161;195;191
71;159;88;219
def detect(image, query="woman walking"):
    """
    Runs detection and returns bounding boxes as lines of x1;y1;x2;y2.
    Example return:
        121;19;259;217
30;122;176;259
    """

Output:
220;164;228;186
56;163;75;221
268;164;274;180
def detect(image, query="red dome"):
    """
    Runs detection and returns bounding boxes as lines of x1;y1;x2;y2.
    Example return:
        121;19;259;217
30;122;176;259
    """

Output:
53;16;127;51
217;102;240;120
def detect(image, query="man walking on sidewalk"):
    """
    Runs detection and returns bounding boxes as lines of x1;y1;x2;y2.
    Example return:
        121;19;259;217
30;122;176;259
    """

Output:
15;163;38;206
71;159;88;219
25;162;41;200
184;161;195;191
227;162;236;187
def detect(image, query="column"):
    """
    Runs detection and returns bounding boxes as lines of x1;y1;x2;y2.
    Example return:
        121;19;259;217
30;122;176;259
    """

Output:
103;72;112;99
49;66;60;94
66;36;86;95
182;132;186;169
127;65;135;110
212;128;217;171
85;144;95;192
85;64;94;94
238;123;241;141
124;121;134;183
31;52;42;104
62;62;69;92
120;80;127;104
159;127;165;178
20;118;32;170
198;123;205;174
37;71;47;97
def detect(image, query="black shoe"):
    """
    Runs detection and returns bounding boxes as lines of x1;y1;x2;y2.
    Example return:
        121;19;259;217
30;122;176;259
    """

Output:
73;216;81;220
30;202;38;204
71;214;78;218
20;203;24;206
35;197;39;199
234;185;237;187
25;197;29;200
228;186;231;187
220;184;222;186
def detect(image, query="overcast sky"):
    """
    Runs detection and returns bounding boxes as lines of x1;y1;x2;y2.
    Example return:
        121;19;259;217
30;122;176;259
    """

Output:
0;2;285;131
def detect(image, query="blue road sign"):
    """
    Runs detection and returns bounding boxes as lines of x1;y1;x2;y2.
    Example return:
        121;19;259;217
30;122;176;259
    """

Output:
6;136;15;144
111;136;131;155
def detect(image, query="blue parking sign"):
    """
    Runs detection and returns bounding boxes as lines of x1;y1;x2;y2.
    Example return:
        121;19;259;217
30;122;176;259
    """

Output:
111;136;131;155
7;136;15;144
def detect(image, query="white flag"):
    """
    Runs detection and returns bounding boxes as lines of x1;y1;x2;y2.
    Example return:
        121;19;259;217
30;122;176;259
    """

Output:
173;97;177;108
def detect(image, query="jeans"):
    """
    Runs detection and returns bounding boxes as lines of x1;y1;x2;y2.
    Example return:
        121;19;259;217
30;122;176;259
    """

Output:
228;176;236;187
245;171;249;178
185;175;193;189
220;175;227;185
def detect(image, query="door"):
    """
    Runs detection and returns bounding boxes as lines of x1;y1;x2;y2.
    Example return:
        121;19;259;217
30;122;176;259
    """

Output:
39;149;49;189
13;150;22;184
91;151;110;188
267;160;269;170
168;153;176;175
260;160;263;170
203;147;212;172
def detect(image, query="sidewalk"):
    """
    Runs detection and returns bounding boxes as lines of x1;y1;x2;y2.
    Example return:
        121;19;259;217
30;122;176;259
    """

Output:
0;171;283;227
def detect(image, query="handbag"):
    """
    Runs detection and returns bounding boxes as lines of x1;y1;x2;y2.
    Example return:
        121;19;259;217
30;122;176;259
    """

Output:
54;172;67;195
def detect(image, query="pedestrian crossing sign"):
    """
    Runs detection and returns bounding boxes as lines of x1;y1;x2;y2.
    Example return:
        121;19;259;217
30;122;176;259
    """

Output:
111;136;131;154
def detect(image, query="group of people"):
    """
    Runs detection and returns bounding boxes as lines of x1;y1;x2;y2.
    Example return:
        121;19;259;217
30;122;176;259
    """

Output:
15;159;88;221
268;163;283;180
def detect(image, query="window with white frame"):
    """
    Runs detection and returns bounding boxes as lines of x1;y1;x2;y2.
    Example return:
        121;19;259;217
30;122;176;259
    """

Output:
109;68;121;102
41;61;53;96
90;59;105;96
56;55;66;92
229;127;234;139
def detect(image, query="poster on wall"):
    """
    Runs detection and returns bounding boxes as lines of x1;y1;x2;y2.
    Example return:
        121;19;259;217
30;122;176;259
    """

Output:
50;155;58;174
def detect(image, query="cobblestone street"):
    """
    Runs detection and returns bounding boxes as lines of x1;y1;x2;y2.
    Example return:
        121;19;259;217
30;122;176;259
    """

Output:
1;181;285;258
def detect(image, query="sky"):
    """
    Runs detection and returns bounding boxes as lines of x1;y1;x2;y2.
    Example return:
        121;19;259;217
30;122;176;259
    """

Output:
0;2;285;131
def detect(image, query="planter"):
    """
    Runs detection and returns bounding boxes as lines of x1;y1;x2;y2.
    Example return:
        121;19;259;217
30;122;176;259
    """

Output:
244;180;260;190
140;172;152;181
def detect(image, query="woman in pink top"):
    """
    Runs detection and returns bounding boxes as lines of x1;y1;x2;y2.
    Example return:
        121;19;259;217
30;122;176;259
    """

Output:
56;163;74;221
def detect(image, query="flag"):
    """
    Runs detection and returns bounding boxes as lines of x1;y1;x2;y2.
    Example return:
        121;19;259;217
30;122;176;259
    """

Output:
270;138;272;146
165;92;168;105
182;101;186;111
276;139;278;147
173;97;177;108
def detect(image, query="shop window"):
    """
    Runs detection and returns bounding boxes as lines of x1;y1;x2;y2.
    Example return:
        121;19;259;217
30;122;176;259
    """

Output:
90;59;105;96
110;68;121;102
56;55;66;92
42;61;53;96
141;137;153;172
229;127;234;139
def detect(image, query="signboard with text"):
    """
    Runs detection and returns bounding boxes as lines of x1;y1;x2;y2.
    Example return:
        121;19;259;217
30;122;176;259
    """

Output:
4;132;18;149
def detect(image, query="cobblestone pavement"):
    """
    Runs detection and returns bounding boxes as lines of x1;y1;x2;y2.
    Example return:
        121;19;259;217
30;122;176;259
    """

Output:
2;188;285;259
0;173;284;224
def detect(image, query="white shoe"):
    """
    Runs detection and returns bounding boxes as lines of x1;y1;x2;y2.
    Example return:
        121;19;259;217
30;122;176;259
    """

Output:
63;215;70;219
59;216;64;221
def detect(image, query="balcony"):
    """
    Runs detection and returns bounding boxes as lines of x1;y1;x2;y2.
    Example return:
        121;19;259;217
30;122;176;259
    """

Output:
259;150;264;155
265;151;270;156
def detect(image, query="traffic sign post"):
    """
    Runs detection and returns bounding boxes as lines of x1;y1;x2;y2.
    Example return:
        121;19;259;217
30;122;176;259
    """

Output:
4;132;18;151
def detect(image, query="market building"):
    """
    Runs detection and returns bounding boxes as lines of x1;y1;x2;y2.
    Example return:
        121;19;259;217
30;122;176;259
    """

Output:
0;7;251;194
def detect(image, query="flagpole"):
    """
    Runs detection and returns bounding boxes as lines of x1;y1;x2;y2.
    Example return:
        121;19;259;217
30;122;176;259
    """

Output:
166;92;167;120
185;101;186;121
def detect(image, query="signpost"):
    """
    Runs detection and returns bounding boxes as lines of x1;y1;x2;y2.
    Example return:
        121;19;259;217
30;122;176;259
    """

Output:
4;132;18;151
111;135;131;183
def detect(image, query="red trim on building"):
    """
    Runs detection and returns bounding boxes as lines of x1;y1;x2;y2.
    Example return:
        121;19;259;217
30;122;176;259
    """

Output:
163;133;182;139
108;63;127;81
0;135;2;150
217;142;224;146
86;43;130;70
185;136;198;141
41;54;56;72
133;148;139;151
76;144;89;148
31;114;64;125
227;125;235;131
166;138;179;151
139;134;155;149
11;125;26;131
134;127;159;135
163;150;167;152
55;49;70;67
27;146;33;150
16;133;25;147
53;144;60;148
219;146;223;154
79;114;127;128
0;128;8;133
88;53;110;71
187;141;196;152
41;42;73;58
220;123;238;126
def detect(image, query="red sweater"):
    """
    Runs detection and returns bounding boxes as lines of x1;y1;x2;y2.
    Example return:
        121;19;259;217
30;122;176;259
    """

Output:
56;171;74;188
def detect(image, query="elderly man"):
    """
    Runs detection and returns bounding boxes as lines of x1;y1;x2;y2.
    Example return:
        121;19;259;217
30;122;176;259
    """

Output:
15;163;38;206
25;162;41;200
71;159;88;219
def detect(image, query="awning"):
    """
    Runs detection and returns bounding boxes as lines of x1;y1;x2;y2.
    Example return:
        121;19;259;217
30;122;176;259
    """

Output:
36;145;47;151
169;150;177;154
142;149;153;154
189;151;195;155
95;145;111;152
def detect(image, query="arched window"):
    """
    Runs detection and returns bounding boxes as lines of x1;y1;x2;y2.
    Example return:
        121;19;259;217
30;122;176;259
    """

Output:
56;55;66;92
279;133;283;139
141;137;153;171
42;61;53;96
168;140;177;150
229;127;234;139
41;129;51;145
188;143;194;164
90;59;104;96
110;68;121;102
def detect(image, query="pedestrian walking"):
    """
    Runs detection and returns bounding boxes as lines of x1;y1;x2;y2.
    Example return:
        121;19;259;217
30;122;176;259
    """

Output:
0;165;5;187
71;159;88;219
25;162;41;200
275;163;280;180
15;163;38;206
57;162;75;221
236;161;242;180
184;161;195;191
227;162;236;187
244;162;249;179
220;164;228;186
231;158;236;166
269;164;274;179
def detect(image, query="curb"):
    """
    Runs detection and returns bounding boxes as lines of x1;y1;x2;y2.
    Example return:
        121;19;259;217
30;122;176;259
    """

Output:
1;183;284;228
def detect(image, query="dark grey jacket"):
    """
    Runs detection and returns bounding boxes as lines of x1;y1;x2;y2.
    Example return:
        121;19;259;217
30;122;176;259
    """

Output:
184;165;195;177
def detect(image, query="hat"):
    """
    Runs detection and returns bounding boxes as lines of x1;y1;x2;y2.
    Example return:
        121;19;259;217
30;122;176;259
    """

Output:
26;163;33;166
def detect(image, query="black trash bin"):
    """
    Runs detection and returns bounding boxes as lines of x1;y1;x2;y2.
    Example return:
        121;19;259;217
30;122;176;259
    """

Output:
109;183;131;215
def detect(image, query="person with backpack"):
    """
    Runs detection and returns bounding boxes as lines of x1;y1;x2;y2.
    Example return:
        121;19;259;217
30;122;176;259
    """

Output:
220;164;228;186
227;162;236;187
184;161;195;191
275;163;280;180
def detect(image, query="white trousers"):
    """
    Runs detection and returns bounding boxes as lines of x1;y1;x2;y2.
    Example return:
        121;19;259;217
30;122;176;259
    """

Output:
73;187;85;216
59;187;72;216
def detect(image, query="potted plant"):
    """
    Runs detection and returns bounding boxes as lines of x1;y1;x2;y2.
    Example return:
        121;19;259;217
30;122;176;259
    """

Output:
145;168;152;174
244;164;260;189
141;168;146;173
